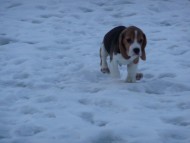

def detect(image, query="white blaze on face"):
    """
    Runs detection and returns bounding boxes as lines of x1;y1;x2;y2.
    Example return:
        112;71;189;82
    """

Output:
128;30;142;57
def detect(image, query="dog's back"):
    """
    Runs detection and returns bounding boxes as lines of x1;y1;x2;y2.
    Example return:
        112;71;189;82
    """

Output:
103;26;126;55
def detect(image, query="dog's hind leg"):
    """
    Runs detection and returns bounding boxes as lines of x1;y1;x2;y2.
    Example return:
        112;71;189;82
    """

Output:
100;44;110;73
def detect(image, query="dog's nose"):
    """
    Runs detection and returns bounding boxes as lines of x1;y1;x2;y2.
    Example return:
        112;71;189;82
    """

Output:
133;48;140;54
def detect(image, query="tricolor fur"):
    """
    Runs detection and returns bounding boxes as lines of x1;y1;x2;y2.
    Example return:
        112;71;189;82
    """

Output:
100;26;147;82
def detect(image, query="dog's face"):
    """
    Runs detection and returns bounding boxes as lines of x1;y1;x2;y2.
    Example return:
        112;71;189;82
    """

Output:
119;26;147;60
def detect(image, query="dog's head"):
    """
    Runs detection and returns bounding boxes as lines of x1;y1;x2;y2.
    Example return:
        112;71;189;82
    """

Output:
119;26;147;60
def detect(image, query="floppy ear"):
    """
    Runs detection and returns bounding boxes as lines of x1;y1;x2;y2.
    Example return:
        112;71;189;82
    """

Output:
118;29;130;59
141;33;147;61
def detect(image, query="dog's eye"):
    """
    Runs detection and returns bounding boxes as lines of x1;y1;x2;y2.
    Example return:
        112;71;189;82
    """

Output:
126;38;132;44
138;39;143;44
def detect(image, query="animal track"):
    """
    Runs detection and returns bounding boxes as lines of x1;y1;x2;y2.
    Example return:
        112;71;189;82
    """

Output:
127;79;190;95
13;59;27;65
84;87;103;93
160;20;172;26
7;3;22;9
93;2;106;7
0;37;16;46
178;102;190;110
162;117;190;127
95;121;107;127
36;96;57;103
31;20;43;24
159;129;188;141
168;45;178;49
149;80;189;94
144;73;154;79
80;112;94;124
0;127;10;139
79;7;93;13
15;124;45;136
78;98;90;105
78;98;115;109
104;7;113;12
151;38;167;41
92;131;125;143
36;5;47;10
80;112;108;127
158;73;176;78
148;6;160;13
40;14;63;19
126;13;137;17
24;41;38;44
13;73;30;80
44;113;56;118
113;0;134;5
20;106;40;115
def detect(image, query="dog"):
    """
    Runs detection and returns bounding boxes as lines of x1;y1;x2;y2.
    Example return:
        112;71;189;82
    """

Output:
100;26;147;82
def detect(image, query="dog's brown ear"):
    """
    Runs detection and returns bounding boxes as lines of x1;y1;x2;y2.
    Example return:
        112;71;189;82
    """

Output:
119;29;130;59
141;33;147;61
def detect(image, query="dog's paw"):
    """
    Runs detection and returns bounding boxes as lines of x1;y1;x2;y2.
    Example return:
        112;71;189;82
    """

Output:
126;76;136;83
136;73;143;80
101;68;110;74
126;73;143;83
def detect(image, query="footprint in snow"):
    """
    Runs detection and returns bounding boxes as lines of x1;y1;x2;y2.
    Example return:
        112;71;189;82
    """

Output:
78;98;91;106
13;73;30;80
104;7;114;12
143;73;154;79
112;12;137;18
91;131;125;143
158;73;176;79
148;6;160;13
13;58;27;65
146;80;190;94
40;14;62;19
93;2;106;7
0;127;10;139
79;98;115;109
168;45;178;49
15;124;45;137
36;5;47;10
7;3;22;9
113;0;134;5
83;87;103;93
177;102;190;110
0;37;17;46
160;20;172;27
44;113;56;118
159;129;189;141
80;112;107;127
24;41;38;44
31;20;43;24
162;116;190;127
151;38;167;41
127;79;190;95
79;7;94;13
36;95;57;103
20;106;40;115
80;112;94;124
151;30;161;33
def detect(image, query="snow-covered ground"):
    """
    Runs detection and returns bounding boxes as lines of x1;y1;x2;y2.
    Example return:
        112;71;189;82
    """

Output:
0;0;190;143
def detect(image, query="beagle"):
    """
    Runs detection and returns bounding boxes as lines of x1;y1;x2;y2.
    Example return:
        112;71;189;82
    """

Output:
100;26;147;82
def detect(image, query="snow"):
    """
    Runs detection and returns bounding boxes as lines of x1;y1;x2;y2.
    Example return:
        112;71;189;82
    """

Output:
0;0;190;143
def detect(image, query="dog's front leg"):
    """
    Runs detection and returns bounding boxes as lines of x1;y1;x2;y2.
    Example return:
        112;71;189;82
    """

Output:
110;58;120;78
126;63;138;83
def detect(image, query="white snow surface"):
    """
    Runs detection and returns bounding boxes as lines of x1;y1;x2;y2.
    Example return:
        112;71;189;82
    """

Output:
0;0;190;143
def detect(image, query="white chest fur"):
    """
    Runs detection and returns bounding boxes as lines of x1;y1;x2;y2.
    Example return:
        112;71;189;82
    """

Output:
114;54;138;65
